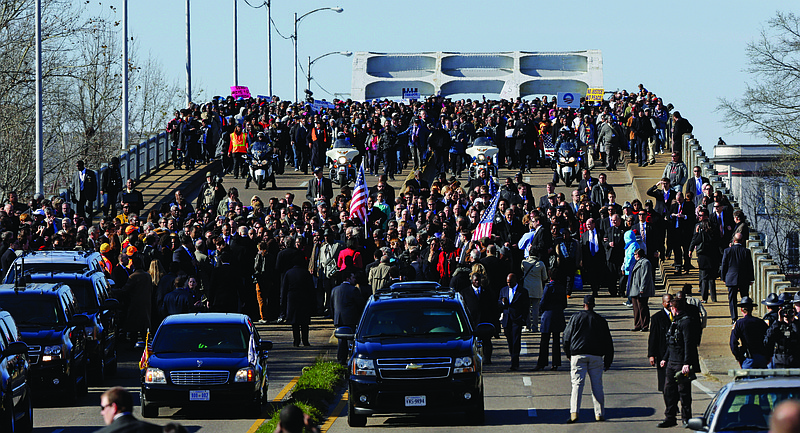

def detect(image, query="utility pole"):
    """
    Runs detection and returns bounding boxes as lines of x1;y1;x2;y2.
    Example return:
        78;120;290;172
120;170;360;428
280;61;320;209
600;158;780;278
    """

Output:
122;0;129;150
35;0;43;193
185;0;192;106
233;0;238;86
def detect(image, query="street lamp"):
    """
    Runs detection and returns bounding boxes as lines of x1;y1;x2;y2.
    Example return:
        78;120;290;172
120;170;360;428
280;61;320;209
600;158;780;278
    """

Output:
292;6;343;102
307;51;352;96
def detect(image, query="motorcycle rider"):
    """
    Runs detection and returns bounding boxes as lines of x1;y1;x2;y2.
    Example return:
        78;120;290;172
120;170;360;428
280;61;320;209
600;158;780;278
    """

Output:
246;132;277;189
554;126;584;154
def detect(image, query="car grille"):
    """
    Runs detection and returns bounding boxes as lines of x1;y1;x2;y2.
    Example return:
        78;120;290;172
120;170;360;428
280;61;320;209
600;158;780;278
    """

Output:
27;345;41;365
170;370;230;385
376;357;452;379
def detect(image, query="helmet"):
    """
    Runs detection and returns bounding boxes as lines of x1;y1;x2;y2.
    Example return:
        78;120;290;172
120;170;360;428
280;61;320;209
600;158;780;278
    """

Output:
257;132;265;140
559;126;573;135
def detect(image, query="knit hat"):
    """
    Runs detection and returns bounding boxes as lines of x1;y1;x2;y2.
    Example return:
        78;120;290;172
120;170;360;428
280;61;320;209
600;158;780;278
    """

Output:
100;243;111;253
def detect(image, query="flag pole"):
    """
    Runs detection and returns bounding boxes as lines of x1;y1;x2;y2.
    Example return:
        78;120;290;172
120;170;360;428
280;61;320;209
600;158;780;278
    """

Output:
362;161;368;237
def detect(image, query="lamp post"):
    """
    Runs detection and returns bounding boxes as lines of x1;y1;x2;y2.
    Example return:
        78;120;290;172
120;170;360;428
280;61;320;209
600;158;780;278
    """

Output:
233;0;238;86
292;6;343;102
307;51;352;95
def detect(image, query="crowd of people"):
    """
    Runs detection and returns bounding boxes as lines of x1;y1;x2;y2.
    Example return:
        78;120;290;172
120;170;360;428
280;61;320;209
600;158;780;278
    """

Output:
3;84;794;428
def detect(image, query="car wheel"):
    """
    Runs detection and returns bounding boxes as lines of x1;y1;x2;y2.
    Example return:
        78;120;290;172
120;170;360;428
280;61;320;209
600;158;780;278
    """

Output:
17;385;33;433
140;389;158;418
89;354;105;385
466;391;485;425
2;395;15;433
347;394;367;427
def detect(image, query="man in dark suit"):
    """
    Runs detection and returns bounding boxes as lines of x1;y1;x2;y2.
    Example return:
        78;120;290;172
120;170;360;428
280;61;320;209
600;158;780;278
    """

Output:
528;215;551;265
603;214;626;297
331;268;365;364
646;178;676;216
0;240;18;278
648;294;673;392
667;192;695;275
72;159;98;219
720;233;755;323
98;386;160;433
459;273;496;364
580;218;606;297
498;273;529;371
305;167;334;208
172;236;197;278
577;169;598;197
538;182;556;209
685;166;709;201
467;167;492;192
711;201;735;251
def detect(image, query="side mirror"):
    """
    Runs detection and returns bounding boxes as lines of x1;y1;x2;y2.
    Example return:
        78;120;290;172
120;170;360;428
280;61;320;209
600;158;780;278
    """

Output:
3;341;28;356
686;418;707;431
259;340;273;351
107;279;116;287
103;298;121;310
474;323;495;339
69;314;91;327
334;326;355;340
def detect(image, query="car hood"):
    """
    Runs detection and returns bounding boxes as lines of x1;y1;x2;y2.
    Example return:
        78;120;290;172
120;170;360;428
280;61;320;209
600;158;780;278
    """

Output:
149;352;250;370
356;336;473;358
20;329;64;344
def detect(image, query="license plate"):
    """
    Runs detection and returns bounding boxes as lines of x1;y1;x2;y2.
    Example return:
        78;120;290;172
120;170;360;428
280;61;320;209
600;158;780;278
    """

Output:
405;395;426;407
190;390;210;401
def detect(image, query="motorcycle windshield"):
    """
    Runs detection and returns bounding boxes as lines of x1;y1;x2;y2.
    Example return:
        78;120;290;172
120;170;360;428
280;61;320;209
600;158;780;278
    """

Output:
333;139;354;149
251;149;270;160
559;141;577;155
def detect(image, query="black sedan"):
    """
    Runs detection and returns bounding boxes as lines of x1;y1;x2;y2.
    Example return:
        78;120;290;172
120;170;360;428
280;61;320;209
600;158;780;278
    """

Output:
140;313;272;418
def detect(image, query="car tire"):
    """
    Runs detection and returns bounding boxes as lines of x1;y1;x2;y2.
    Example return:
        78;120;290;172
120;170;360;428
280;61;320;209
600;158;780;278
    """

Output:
89;354;105;385
347;395;367;427
141;390;158;418
466;392;485;425
17;385;33;433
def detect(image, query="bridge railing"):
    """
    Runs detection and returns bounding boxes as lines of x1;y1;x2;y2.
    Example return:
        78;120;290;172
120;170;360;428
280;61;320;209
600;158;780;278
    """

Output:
680;134;793;315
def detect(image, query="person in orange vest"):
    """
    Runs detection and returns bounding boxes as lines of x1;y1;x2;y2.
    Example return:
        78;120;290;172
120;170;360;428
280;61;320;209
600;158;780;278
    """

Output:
228;123;248;179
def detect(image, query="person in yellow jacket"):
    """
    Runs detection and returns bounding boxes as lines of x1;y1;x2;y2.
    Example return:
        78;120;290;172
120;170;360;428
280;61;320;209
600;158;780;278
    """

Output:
228;123;248;179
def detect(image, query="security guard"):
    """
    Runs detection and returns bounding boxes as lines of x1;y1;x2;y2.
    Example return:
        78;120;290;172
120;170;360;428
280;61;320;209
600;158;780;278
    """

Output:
763;294;800;368
658;297;698;428
729;296;770;368
762;293;782;327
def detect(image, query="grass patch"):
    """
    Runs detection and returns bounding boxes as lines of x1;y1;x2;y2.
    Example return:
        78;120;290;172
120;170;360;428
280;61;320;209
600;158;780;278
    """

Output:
256;359;347;433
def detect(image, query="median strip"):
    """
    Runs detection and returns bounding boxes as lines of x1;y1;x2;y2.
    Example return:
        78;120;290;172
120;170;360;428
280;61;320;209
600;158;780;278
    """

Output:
245;377;299;433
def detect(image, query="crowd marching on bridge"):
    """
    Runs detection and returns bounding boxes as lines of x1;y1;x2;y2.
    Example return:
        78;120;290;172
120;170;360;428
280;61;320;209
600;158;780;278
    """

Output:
2;83;798;427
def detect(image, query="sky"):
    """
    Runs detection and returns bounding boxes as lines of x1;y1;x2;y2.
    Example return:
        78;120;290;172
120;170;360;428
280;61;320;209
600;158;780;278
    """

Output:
97;0;796;153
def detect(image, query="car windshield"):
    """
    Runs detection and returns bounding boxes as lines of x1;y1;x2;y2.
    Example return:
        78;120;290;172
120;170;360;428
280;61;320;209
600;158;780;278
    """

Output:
0;296;63;326
152;324;250;353
64;281;98;313
714;387;800;431
6;263;91;282
359;305;469;338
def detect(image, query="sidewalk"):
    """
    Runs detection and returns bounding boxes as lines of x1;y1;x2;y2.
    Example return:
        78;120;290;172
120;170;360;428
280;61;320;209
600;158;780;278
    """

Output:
625;152;740;382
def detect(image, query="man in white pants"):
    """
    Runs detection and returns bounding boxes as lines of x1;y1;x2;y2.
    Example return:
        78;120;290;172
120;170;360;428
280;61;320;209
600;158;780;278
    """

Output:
563;295;615;423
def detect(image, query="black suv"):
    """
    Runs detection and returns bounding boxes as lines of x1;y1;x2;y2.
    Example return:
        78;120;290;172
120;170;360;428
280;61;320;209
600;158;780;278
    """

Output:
0;283;90;402
25;270;119;384
3;250;105;284
0;309;32;432
336;282;494;427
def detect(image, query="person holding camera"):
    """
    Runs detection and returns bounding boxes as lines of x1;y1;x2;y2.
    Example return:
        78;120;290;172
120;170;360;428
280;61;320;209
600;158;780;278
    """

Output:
763;293;800;368
657;297;699;428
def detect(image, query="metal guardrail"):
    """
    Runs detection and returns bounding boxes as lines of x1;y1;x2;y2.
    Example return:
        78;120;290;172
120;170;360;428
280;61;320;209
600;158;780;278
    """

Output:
679;134;793;315
81;132;172;216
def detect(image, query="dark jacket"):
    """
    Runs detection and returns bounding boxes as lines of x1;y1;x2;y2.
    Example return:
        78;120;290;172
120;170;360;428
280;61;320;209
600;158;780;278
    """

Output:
497;284;529;328
95;413;161;433
306;176;334;207
539;280;567;333
720;243;754;287
730;314;770;363
689;226;720;273
331;281;364;327
563;308;614;368
764;320;800;368
663;311;700;372
160;286;197;317
458;284;497;327
281;265;314;325
648;308;671;362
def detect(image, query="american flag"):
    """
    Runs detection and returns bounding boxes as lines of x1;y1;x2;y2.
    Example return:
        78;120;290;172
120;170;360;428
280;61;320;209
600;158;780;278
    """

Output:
350;163;368;223
472;187;501;241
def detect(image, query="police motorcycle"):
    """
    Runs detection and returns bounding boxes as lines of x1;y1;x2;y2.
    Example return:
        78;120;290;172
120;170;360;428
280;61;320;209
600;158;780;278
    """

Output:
327;136;360;186
246;132;279;190
466;135;499;182
551;126;584;187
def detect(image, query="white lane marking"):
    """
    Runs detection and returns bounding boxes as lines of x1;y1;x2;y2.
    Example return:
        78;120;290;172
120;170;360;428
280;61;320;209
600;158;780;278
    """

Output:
706;324;736;328
528;408;538;417
299;181;308;187
522;376;531;387
520;341;528;355
693;380;716;397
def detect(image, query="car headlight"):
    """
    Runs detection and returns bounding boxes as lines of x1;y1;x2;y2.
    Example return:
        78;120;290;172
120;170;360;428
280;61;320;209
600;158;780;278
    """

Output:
352;358;376;376
145;368;166;384
477;154;486;161
42;345;62;362
338;156;348;165
569;157;576;163
454;356;475;373
235;367;255;382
